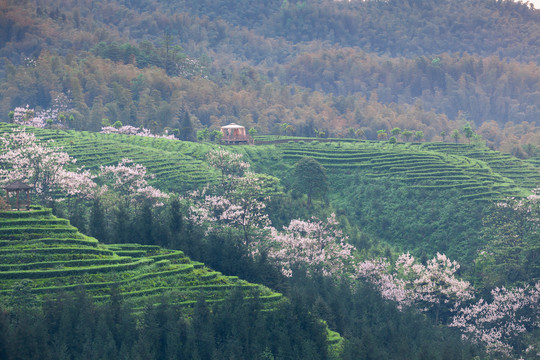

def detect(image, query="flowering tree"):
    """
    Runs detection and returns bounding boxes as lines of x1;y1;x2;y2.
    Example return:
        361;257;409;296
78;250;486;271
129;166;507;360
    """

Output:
100;125;176;139
189;173;274;246
262;214;355;278
450;282;540;358
206;148;250;187
11;94;72;129
355;258;412;308
395;252;474;322
356;252;474;322
0;130;96;201
98;158;169;206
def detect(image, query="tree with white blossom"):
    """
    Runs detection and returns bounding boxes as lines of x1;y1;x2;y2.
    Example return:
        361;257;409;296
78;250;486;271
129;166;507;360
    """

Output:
189;172;277;247
10;94;72;129
0;129;96;202
98;158;169;206
261;213;356;278
450;282;540;358
100;125;176;140
189;149;280;246
356;252;474;322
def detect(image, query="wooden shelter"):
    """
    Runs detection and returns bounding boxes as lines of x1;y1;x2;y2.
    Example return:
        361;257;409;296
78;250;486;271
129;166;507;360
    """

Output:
220;123;251;144
3;181;32;211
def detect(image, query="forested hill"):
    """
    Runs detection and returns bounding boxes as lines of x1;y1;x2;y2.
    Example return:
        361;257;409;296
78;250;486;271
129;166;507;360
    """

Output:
3;0;539;62
180;0;540;61
0;0;539;155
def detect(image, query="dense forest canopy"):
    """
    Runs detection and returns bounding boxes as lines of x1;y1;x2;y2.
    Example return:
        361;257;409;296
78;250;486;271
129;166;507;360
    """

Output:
0;0;539;154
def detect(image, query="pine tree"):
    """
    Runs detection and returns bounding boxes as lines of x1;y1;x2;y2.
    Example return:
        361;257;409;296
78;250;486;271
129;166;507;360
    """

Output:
90;198;107;242
293;157;328;209
177;106;195;141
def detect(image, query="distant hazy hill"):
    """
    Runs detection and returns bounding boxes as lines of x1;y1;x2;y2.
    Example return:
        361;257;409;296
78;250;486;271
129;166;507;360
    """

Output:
0;0;538;153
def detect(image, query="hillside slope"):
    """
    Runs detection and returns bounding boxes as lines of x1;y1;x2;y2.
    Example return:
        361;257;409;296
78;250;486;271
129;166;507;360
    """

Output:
6;124;537;202
1;123;538;265
0;206;282;310
0;123;219;193
244;139;539;200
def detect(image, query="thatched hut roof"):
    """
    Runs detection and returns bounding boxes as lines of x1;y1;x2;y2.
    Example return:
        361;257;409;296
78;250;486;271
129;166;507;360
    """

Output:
3;181;32;191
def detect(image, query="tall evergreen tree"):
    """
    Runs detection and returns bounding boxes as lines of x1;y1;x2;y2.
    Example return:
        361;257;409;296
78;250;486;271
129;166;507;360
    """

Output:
293;157;328;209
90;198;107;242
177;106;195;141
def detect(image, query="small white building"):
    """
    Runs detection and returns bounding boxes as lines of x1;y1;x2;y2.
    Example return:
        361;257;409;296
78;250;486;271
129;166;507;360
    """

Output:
220;123;251;144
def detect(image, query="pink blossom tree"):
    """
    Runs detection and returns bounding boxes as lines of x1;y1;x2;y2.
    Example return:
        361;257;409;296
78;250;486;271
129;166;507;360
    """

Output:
450;282;540;358
356;252;474;322
98;158;169;206
190;147;281;247
261;214;356;278
100;125;176;140
188;173;273;246
355;257;413;309
11;94;72;129
396;252;474;323
0;129;96;202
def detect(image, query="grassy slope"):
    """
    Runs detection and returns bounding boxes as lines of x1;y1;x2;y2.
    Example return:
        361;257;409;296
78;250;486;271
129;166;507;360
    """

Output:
0;123;220;193
0;206;282;311
3;124;537;201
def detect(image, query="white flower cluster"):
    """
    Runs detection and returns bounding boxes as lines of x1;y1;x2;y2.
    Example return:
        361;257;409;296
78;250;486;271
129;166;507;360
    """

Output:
11;94;72;128
100;126;176;140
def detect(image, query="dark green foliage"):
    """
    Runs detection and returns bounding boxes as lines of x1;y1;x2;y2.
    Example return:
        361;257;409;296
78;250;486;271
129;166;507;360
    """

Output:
177;107;196;142
89;198;107;242
0;289;330;360
168;197;183;234
293;157;328;209
136;200;153;245
113;204;130;244
474;200;540;288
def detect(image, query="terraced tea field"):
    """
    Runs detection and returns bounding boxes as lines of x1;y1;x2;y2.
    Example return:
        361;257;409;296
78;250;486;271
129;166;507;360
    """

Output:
1;124;537;202
417;143;540;191
245;140;539;201
0;207;282;309
0;124;219;192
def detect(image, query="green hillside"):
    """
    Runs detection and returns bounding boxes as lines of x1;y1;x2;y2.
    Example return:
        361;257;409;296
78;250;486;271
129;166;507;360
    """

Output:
0;206;282;310
1;126;536;359
0;123;219;193
3;0;539;357
3;123;537;203
244;139;539;201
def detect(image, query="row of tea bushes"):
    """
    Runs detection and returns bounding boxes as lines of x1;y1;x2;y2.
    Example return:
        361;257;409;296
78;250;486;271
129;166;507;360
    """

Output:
0;207;282;310
272;141;532;201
